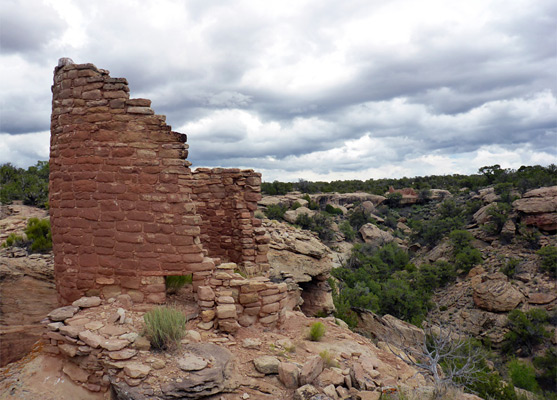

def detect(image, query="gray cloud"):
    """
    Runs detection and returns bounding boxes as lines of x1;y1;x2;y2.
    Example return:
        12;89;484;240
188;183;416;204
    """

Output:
0;0;555;181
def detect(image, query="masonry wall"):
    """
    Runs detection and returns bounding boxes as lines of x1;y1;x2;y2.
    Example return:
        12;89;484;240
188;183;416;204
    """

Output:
49;60;214;304
190;168;270;272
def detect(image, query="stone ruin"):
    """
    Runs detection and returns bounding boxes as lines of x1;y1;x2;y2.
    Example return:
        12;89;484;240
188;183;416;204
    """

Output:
49;58;287;332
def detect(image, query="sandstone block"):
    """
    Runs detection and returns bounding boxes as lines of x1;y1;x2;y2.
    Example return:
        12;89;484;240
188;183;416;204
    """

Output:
72;296;102;308
278;362;299;388
78;330;103;348
63;362;90;383
216;304;237;320
254;356;280;375
300;355;324;385
49;306;79;321
123;362;151;379
197;286;216;301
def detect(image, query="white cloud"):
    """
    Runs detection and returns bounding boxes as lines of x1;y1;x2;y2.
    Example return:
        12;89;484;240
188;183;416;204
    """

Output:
0;0;555;182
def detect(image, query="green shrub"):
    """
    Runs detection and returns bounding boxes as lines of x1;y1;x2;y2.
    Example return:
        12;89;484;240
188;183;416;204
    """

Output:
319;350;338;368
308;322;326;341
386;192;403;206
454;247;483;273
484;202;511;234
348;209;371;231
302;194;319;210
325;204;343;215
25;218;52;252
502;309;550;356
339;221;355;241
536;246;557;277
295;212;334;241
533;348;557;391
501;258;519;278
165;275;192;294
143;306;187;351
507;359;540;393
449;230;474;251
291;201;302;210
2;233;25;248
264;203;288;220
254;210;265;219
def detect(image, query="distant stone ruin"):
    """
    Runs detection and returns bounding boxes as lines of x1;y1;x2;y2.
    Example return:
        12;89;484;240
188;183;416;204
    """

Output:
50;59;284;331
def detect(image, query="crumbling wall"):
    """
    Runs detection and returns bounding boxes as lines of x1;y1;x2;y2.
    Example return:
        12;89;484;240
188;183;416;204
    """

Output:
190;168;270;272
49;59;214;304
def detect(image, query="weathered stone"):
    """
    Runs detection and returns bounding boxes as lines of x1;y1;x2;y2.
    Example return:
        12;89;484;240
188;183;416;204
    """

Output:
159;344;233;399
109;349;137;360
528;292;557;304
48;306;79;321
101;338;130;351
294;384;320;400
63;361;89;383
278;362;299;388
59;325;84;338
123;362;151;379
218;319;240;333
184;330;202;342
72;296;102;308
300;355;324;385
216;304;237;319
201;309;216;322
359;223;395;248
242;338;261;349
197;286;215;301
177;353;208;371
78;330;103;348
59;343;78;358
133;336;151;350
254;356;280;375
473;279;524;312
84;321;104;331
317;368;345;387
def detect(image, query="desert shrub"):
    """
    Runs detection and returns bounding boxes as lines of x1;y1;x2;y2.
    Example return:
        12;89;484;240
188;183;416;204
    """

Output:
325;204;343;215
3;233;26;248
24;218;52;252
533;348;557;391
502;309;550;356
261;180;292;195
339;220;355;241
319;350;338;368
302;194;319;210
501;258;519;278
308;322;326;341
264;204;288;220
386;191;403;207
291;201;301;210
454;247;483;273
507;359;540;393
0;161;49;207
143;306;187;351
165;275;192;294
348;209;371;231
449;230;474;251
295;212;334;241
484;202;511;234
254;210;265;219
536;246;557;277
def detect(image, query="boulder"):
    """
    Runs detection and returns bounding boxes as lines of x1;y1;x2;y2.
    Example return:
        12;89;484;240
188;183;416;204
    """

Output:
294;384;320;400
254;355;280;374
300;355;324;385
278;362;300;388
159;344;233;399
472;276;524;312
513;186;557;231
72;296;101;308
284;207;316;224
48;306;79;322
358;224;395;248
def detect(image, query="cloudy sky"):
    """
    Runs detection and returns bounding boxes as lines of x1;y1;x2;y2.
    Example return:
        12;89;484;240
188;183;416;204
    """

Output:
1;0;555;182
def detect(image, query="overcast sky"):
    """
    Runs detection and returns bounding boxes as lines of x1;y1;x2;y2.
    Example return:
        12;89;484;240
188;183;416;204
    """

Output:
1;0;555;182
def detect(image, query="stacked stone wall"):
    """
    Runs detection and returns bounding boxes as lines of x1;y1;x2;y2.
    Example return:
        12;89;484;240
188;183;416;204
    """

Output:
50;60;213;304
190;168;270;272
